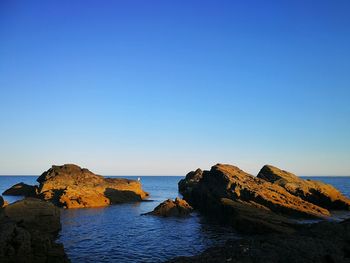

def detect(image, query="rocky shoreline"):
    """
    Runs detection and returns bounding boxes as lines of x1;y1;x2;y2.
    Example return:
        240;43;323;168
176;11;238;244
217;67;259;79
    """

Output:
1;164;150;262
171;163;350;262
2;163;350;262
168;218;350;263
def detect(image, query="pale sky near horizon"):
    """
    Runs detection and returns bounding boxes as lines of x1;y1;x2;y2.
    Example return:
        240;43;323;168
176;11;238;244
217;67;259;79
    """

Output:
1;0;349;176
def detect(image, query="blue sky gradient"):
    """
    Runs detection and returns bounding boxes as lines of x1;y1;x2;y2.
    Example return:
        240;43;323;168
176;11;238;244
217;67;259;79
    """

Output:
1;0;349;175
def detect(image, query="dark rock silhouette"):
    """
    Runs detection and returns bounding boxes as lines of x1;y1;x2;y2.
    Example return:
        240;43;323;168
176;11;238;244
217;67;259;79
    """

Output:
3;182;38;197
144;198;193;217
0;198;69;262
168;218;350;263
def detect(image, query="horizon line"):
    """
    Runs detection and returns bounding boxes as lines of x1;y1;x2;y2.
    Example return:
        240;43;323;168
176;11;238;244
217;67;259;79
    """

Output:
0;174;349;177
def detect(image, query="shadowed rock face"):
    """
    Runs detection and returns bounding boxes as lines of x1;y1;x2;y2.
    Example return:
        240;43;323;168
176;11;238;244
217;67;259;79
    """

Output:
257;165;350;210
2;182;38;197
36;164;149;208
0;198;69;263
145;198;193;217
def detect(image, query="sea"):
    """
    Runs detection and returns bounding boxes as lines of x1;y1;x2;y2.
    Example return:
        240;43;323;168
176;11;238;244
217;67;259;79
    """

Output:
1;175;350;263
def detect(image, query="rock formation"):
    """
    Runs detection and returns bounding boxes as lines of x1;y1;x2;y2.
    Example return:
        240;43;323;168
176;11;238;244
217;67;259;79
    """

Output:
4;164;149;209
258;165;350;210
145;198;193;217
178;164;350;234
37;164;149;208
168;218;350;263
0;198;69;262
2;182;38;197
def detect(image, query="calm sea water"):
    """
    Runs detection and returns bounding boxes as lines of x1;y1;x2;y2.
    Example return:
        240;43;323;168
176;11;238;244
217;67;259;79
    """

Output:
1;175;350;262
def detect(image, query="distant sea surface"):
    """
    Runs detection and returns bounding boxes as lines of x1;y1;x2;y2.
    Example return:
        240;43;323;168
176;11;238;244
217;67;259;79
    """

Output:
1;175;350;262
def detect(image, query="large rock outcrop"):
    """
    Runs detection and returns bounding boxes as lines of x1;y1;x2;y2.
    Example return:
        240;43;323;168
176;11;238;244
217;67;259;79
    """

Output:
2;183;38;197
179;164;329;218
145;198;193;217
0;198;69;262
35;164;149;208
258;165;350;210
178;164;350;234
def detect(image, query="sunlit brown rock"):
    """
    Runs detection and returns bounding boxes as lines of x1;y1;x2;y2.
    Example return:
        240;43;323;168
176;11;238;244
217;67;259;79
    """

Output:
145;198;193;217
0;198;69;262
180;164;329;219
37;164;148;208
2;182;38;197
258;165;350;210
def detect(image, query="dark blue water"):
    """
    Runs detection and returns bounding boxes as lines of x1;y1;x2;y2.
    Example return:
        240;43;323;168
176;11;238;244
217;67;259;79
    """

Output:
1;175;350;262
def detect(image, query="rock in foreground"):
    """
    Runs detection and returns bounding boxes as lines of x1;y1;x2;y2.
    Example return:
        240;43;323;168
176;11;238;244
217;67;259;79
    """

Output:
145;198;193;217
36;164;149;208
168;218;350;263
258;165;350;210
0;198;69;263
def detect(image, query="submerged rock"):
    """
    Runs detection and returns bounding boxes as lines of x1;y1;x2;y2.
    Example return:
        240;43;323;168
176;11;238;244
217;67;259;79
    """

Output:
145;198;193;217
36;164;149;208
257;165;350;210
0;198;69;262
2;182;38;197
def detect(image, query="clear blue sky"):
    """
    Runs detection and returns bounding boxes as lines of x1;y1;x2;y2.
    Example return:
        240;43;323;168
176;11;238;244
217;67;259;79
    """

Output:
0;0;349;176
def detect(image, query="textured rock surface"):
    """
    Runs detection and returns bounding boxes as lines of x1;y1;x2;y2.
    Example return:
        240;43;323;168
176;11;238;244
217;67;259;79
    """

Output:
0;198;69;263
258;165;350;210
4;198;61;235
3;182;38;197
36;164;149;208
145;198;193;217
178;163;350;236
179;164;330;221
168;219;350;263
